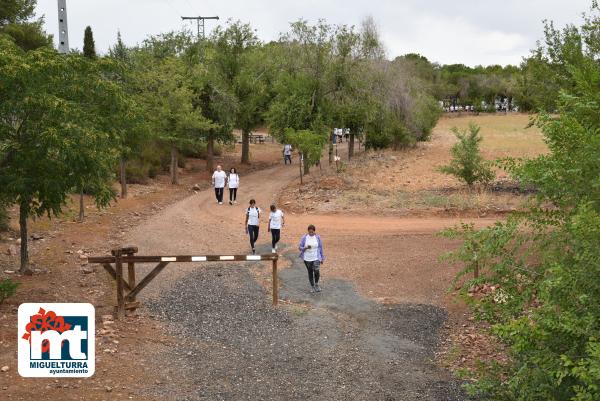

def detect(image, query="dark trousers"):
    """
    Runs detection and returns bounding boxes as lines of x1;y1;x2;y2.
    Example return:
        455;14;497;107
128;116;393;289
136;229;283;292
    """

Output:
215;187;224;202
229;188;237;202
248;225;259;249
270;229;280;248
304;260;320;286
284;155;291;164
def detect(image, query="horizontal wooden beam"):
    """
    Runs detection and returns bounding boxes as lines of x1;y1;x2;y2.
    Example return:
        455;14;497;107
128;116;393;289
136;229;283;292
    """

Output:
89;254;279;264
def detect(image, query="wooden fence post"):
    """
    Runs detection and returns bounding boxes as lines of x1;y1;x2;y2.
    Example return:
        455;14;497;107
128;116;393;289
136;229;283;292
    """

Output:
272;258;278;305
126;250;137;301
114;249;125;318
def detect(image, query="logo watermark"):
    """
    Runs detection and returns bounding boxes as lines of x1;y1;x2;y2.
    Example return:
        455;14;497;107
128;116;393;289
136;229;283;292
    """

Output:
18;303;95;377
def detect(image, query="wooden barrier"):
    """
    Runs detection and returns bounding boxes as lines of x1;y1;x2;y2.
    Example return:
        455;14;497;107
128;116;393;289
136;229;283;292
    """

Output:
89;247;280;318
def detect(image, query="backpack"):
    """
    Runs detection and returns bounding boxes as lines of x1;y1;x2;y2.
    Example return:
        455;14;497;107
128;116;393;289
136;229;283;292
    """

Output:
247;207;259;218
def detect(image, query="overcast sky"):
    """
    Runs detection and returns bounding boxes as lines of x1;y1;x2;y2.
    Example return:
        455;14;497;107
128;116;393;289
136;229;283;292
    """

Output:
35;0;592;66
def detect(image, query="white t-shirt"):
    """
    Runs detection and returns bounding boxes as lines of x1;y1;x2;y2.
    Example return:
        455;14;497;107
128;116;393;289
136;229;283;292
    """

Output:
228;173;239;189
284;145;292;155
212;170;227;188
303;235;319;262
269;210;284;229
247;207;261;226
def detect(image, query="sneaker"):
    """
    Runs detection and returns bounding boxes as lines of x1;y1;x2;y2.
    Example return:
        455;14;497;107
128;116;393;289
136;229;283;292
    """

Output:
315;284;322;292
234;200;237;204
252;248;256;255
229;200;232;205
310;286;316;293
219;202;223;205
274;244;278;250
271;248;276;253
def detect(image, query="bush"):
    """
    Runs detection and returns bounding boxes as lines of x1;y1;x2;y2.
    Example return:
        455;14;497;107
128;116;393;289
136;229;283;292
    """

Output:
181;142;224;159
0;278;19;305
439;123;495;187
412;93;442;141
125;141;166;183
0;204;9;231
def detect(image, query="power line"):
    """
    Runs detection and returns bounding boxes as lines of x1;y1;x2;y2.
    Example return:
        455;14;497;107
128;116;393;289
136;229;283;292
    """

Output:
180;16;219;40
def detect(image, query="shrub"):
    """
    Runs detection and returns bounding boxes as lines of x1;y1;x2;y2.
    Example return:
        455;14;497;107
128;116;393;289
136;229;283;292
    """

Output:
0;278;19;305
439;123;495;187
412;93;442;141
0;204;9;232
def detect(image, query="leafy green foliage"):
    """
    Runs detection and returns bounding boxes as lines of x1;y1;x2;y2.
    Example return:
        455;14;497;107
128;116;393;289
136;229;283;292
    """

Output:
442;5;600;399
284;128;327;169
0;278;19;304
0;0;51;51
0;37;126;271
439;123;495;187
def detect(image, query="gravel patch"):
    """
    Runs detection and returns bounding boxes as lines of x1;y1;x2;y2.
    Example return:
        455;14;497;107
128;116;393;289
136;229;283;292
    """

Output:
144;253;468;401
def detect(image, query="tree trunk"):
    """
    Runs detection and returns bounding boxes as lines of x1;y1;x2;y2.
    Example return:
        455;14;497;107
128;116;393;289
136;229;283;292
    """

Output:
120;157;127;198
304;159;310;175
241;129;250;165
170;146;178;185
299;153;303;185
207;135;214;172
19;200;31;275
328;138;333;165
349;134;355;159
79;187;84;222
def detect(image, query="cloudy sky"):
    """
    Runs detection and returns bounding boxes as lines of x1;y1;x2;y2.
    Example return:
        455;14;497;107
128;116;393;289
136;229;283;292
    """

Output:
35;0;591;66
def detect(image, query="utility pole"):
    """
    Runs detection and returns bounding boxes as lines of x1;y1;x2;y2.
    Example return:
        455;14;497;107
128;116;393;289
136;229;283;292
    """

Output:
57;0;69;53
181;16;219;40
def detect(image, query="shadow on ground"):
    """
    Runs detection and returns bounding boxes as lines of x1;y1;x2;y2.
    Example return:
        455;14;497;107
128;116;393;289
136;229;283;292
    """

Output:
144;242;467;401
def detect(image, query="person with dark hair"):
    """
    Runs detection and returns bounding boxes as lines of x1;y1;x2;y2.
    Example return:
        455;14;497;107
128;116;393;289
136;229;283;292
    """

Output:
298;224;325;293
228;167;239;205
244;199;261;254
268;204;285;253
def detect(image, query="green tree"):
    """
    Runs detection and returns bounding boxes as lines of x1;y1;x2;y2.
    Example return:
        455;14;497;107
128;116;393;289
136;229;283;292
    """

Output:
439;123;495;187
134;55;214;184
284;128;327;184
83;26;96;59
210;21;268;165
0;0;52;51
0;38;124;273
267;20;334;174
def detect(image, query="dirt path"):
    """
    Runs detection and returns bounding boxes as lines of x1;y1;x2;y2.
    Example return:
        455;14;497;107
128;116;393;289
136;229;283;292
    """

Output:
123;162;496;400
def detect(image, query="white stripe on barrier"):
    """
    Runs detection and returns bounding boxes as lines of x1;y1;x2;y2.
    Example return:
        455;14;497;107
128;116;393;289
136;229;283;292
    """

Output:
191;256;207;262
246;255;261;261
161;257;177;262
219;256;234;261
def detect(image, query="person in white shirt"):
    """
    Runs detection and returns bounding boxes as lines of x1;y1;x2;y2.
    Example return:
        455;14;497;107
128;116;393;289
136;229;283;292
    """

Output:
244;199;261;254
227;167;240;205
267;204;285;253
283;144;292;164
211;165;227;205
298;224;325;293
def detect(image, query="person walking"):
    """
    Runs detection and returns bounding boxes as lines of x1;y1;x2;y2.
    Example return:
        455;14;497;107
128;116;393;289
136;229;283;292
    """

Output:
228;167;239;205
298;224;325;293
283;144;292;164
212;165;227;205
268;204;285;253
244;199;261;254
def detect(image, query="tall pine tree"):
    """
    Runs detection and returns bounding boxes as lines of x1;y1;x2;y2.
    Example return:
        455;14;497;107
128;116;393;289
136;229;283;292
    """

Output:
83;26;96;59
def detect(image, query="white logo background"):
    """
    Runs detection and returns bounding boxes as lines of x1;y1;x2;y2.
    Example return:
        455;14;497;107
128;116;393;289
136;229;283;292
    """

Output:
18;303;95;378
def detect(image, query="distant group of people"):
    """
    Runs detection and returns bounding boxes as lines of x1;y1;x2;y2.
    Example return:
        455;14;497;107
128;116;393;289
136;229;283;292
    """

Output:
210;163;325;293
